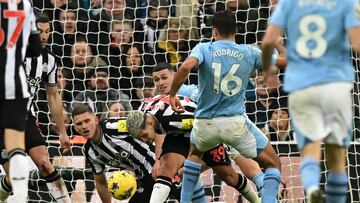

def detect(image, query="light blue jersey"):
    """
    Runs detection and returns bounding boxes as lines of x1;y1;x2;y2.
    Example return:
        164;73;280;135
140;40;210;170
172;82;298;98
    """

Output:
270;0;360;92
190;40;277;118
179;84;199;102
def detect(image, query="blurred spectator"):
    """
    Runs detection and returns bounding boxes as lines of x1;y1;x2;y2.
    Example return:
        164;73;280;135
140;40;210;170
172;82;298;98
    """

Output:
197;0;226;40
50;6;85;67
89;0;144;56
264;101;294;142
100;101;128;121
246;73;286;130
108;20;134;67
56;67;73;103
131;76;156;109
66;38;107;96
71;38;107;68
71;67;131;119
109;44;152;92
143;0;170;53
173;0;199;40
156;17;196;68
231;0;270;45
32;0;78;21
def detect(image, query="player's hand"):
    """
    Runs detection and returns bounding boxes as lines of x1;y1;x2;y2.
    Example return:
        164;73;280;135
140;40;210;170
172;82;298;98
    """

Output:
60;133;71;154
152;159;161;180
170;95;185;113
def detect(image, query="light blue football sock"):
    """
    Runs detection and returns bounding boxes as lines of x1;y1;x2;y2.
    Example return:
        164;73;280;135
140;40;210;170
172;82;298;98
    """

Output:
180;160;202;203
262;168;281;203
300;157;320;192
191;180;207;203
326;172;348;203
252;172;265;196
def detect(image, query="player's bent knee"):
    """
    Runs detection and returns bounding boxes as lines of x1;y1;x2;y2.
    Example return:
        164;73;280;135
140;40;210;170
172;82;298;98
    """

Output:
213;165;238;186
159;153;184;177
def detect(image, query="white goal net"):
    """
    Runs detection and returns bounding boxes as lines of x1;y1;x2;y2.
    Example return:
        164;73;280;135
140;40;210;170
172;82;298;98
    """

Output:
8;0;359;202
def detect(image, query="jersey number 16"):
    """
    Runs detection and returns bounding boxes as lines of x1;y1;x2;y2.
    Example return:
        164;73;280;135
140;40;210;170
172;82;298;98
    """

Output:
212;62;243;97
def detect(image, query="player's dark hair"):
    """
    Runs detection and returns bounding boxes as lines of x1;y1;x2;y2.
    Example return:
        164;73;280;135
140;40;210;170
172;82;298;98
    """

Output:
213;10;236;37
72;105;94;118
152;62;175;73
36;13;49;24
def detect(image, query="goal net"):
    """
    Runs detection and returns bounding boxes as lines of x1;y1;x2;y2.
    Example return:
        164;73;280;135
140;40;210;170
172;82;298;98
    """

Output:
7;0;359;202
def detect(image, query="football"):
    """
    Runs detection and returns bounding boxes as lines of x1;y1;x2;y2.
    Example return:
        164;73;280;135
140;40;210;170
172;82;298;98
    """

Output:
107;170;137;200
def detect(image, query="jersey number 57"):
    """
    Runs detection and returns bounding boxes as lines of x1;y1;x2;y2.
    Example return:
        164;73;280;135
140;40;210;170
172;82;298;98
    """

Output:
0;0;26;48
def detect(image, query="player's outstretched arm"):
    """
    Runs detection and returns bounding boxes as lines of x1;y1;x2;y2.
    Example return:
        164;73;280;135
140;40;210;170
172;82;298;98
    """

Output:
349;27;360;52
262;24;284;73
170;56;198;113
45;84;71;153
94;172;112;203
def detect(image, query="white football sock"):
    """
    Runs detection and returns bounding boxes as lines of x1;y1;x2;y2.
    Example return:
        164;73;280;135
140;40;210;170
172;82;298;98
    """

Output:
149;176;172;203
46;178;71;203
9;152;29;203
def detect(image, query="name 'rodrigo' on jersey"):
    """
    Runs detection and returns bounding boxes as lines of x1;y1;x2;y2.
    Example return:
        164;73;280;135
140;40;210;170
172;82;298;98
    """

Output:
270;0;360;92
190;40;277;119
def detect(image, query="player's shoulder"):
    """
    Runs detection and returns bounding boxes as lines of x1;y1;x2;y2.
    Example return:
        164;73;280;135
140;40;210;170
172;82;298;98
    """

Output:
84;140;92;152
193;41;211;51
242;44;261;55
43;48;56;58
102;117;129;135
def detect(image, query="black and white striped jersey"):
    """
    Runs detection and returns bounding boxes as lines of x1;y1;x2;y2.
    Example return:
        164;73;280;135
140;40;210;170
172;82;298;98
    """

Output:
84;118;156;180
139;95;197;136
24;48;57;115
0;0;38;100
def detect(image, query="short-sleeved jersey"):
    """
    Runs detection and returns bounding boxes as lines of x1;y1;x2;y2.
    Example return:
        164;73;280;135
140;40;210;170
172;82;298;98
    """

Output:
139;95;197;136
24;48;57;116
0;0;38;100
179;84;199;102
270;0;360;92
190;40;277;118
84;118;156;179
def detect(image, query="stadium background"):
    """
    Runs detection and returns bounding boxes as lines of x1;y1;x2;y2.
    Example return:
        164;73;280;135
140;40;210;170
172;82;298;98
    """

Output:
2;0;360;202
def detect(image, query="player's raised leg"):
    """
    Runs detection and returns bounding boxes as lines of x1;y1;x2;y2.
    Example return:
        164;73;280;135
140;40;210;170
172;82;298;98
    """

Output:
181;143;204;203
227;146;265;196
221;116;281;203
212;164;260;203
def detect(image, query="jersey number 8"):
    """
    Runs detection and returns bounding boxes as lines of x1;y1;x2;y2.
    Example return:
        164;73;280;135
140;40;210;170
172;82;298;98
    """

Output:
296;14;327;59
212;63;243;97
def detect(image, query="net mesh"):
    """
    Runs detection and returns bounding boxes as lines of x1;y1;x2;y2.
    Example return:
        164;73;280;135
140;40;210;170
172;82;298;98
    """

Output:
7;0;360;202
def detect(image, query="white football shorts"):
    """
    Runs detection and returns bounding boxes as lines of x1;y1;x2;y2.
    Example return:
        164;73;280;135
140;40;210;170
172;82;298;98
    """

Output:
190;115;269;158
289;82;353;149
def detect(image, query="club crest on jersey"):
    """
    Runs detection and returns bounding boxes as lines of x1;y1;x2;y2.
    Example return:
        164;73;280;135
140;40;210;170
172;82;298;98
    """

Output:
42;63;49;73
